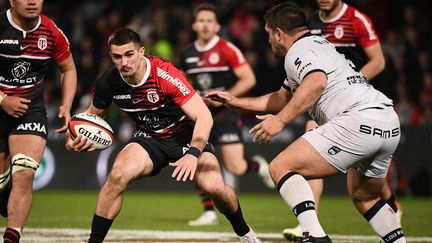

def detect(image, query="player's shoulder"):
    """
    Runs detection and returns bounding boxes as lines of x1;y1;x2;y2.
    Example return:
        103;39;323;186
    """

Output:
39;14;64;33
96;66;121;85
146;54;173;70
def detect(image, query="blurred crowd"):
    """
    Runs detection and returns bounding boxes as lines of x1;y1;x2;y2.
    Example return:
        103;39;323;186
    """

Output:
1;0;431;138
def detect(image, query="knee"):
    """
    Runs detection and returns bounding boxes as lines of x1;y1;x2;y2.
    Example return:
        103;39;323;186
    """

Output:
224;163;244;176
106;168;129;191
11;153;39;184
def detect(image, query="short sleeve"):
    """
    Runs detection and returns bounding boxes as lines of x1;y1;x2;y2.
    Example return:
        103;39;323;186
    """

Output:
92;70;114;109
159;62;196;106
223;42;247;69
285;48;325;84
353;10;380;48
50;20;71;63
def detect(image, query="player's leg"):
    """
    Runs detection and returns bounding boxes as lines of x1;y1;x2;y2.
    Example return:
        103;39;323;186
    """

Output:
348;168;406;242
88;143;154;243
0;152;11;217
221;143;274;189
381;179;403;224
195;151;259;242
4;134;46;242
270;136;337;241
283;119;323;240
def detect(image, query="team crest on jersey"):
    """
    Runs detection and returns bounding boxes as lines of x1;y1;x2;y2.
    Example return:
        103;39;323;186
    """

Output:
147;90;159;103
208;52;220;64
12;61;30;79
334;25;344;39
37;36;48;50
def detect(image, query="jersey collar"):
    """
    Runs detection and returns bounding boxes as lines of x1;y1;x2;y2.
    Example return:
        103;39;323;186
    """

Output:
194;35;220;52
120;56;151;87
319;3;348;23
6;9;41;36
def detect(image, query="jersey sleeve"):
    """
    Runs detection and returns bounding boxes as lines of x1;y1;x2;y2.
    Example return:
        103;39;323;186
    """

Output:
92;69;114;109
285;47;325;84
352;9;379;48
50;19;71;63
223;42;247;69
160;62;196;106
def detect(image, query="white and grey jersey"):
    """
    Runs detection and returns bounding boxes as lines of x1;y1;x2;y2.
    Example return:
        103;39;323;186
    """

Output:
283;34;392;125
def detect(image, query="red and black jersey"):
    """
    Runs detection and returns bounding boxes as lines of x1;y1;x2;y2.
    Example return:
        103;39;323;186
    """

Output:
93;55;196;138
179;36;247;95
0;10;71;111
308;3;379;69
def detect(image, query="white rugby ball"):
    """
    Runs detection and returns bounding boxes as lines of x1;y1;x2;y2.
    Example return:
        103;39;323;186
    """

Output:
68;113;115;150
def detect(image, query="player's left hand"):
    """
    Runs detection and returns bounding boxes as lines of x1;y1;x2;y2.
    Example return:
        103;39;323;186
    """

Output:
55;105;71;133
169;155;198;182
249;114;284;143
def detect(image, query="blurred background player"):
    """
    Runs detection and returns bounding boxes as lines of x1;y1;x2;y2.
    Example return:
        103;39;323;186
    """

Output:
282;0;403;240
0;0;77;242
180;3;275;226
66;28;260;243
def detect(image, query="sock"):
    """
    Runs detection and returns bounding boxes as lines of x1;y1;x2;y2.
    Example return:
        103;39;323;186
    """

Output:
245;156;259;173
364;200;405;243
0;168;11;191
196;188;215;211
385;194;398;213
88;214;113;243
3;228;20;243
277;172;326;237
223;203;250;236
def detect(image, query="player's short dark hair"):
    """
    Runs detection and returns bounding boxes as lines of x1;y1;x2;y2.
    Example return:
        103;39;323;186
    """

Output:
264;2;308;34
193;3;219;23
108;28;143;49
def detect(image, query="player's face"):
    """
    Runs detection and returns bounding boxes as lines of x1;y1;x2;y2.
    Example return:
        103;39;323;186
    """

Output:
10;0;44;21
316;0;340;12
109;42;145;78
193;10;220;42
265;25;285;57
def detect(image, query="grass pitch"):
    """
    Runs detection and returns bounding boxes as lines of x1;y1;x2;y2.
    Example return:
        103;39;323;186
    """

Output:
0;190;431;241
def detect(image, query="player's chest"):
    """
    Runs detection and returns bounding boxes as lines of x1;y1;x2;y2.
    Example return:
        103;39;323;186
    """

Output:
111;83;167;109
0;26;53;56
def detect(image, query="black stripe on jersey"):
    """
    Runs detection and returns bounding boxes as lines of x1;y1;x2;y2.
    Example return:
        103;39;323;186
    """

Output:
303;69;327;80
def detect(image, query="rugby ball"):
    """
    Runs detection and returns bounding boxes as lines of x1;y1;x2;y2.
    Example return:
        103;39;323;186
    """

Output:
67;113;115;150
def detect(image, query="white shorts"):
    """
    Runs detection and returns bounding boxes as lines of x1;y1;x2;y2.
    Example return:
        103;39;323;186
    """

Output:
303;107;400;178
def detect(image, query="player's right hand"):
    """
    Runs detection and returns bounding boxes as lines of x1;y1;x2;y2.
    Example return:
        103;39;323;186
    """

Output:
0;96;31;118
205;91;237;109
65;131;96;152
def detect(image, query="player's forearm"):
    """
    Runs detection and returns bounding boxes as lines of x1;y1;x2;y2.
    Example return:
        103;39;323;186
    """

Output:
190;113;213;151
360;58;385;80
60;70;77;110
234;92;286;113
227;76;256;97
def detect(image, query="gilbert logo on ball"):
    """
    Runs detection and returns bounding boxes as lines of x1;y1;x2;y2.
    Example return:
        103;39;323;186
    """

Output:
68;113;115;150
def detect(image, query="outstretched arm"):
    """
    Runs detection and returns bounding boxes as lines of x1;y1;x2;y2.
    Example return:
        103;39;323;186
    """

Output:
206;86;291;114
55;55;77;133
250;71;326;143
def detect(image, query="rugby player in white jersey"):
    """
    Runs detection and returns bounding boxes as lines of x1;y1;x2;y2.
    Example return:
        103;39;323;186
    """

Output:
207;2;405;243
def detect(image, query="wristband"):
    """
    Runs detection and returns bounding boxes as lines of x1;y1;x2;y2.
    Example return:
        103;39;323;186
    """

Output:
186;146;201;158
0;93;6;105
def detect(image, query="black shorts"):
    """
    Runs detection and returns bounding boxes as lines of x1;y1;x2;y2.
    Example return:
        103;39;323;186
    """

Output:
0;110;48;153
210;108;243;145
129;126;215;176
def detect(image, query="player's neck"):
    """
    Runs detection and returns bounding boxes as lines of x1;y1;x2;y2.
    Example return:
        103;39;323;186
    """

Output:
10;11;39;31
320;2;344;21
197;35;216;48
127;58;147;85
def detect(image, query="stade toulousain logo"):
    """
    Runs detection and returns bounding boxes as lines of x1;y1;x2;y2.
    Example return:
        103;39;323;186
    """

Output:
12;61;30;79
37;36;48;50
334;25;344;39
147;90;159;103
